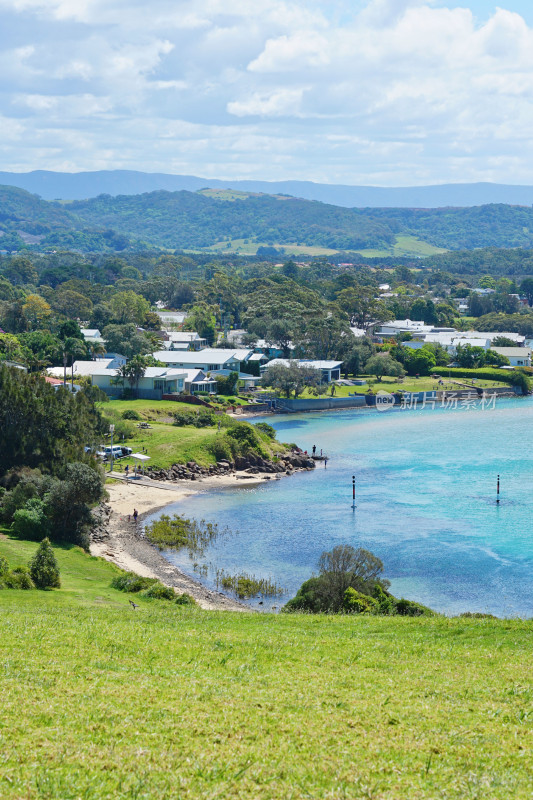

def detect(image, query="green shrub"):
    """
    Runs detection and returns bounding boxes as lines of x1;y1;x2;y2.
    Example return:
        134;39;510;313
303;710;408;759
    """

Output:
28;538;61;589
0;555;8;578
111;572;157;593
122;409;141;420
142;582;175;600
395;598;435;617
175;593;196;606
173;410;215;428
5;566;35;590
207;434;234;462
82;385;109;403
11;499;50;541
343;587;378;614
254;422;277;440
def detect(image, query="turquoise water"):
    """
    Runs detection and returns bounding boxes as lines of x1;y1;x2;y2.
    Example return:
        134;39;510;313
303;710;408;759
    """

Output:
145;397;533;617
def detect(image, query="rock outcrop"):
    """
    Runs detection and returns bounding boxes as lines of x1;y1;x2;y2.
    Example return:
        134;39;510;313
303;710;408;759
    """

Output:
144;451;315;482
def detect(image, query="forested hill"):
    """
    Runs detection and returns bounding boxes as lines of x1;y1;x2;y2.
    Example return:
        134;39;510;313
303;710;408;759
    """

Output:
2;182;533;253
69;191;395;251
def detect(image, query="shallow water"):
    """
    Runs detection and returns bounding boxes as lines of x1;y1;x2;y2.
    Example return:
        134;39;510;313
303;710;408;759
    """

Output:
145;396;533;617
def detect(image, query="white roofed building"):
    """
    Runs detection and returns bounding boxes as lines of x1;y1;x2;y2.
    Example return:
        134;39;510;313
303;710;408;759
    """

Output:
261;358;343;383
152;348;254;373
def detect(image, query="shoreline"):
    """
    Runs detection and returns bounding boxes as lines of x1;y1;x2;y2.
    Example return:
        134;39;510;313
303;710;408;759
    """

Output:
91;471;291;611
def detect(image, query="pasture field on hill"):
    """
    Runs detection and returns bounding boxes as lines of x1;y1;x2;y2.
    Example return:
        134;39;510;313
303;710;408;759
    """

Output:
0;535;532;800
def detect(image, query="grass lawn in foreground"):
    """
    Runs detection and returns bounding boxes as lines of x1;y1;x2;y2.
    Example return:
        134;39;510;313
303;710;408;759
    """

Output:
0;535;531;799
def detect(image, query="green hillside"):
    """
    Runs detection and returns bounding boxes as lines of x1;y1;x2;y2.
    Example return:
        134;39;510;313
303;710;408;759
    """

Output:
0;534;532;799
3;182;533;254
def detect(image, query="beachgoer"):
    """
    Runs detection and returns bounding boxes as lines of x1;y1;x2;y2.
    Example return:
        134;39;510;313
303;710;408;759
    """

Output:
312;445;316;456
125;465;129;477
133;509;138;522
324;457;328;469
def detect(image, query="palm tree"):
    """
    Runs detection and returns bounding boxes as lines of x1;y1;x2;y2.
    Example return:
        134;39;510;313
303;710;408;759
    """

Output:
127;355;148;398
88;340;106;361
59;337;85;387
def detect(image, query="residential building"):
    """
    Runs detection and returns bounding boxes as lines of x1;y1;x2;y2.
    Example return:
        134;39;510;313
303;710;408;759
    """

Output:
490;347;532;367
261;359;343;383
152;348;254;372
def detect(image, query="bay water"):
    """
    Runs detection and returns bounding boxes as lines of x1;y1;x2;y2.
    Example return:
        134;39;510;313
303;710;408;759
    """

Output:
145;396;533;617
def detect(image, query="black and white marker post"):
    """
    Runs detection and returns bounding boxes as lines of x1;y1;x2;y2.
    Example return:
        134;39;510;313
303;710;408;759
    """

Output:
352;475;356;511
497;474;500;505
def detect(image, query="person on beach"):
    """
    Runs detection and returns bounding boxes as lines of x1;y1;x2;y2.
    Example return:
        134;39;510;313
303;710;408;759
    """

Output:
324;457;328;469
312;445;316;456
133;509;138;522
125;465;129;478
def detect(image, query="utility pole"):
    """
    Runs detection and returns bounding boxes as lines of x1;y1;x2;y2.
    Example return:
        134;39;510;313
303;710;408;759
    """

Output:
109;424;115;473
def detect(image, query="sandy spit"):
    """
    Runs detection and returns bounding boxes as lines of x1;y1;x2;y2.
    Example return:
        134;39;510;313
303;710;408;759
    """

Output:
91;472;279;611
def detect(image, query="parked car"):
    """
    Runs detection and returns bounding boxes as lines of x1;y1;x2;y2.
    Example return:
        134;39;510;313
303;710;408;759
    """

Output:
104;446;124;459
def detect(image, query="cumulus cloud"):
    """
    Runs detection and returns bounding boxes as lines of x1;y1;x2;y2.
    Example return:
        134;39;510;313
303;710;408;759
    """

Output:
0;0;533;184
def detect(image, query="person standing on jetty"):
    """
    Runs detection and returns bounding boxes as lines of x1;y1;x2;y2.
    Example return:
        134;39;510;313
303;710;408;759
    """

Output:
312;445;316;456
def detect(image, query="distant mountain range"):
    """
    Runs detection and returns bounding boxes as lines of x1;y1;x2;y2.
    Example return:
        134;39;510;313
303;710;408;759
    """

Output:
1;169;533;208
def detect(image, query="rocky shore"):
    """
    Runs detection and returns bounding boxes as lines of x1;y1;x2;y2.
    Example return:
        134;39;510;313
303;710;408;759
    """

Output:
90;496;250;611
145;450;316;483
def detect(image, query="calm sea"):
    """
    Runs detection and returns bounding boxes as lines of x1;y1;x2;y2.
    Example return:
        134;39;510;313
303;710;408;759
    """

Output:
145;396;533;617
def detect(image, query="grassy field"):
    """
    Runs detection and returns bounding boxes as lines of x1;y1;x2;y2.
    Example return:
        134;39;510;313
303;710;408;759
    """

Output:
291;374;510;399
353;235;448;259
96;399;280;470
0;534;532;799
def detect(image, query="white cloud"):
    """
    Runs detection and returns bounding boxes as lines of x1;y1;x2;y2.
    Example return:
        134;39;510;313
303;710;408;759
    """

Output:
0;0;533;184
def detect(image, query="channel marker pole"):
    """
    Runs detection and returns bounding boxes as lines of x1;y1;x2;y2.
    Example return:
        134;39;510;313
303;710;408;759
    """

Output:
497;474;500;505
352;475;356;511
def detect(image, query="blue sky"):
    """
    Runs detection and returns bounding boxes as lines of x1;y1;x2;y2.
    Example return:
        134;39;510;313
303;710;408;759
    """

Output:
1;0;533;186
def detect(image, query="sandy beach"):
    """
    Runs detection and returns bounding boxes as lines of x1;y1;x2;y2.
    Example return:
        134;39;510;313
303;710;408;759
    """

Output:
90;472;279;611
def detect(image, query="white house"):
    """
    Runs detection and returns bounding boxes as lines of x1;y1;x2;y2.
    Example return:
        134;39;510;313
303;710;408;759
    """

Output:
47;356;126;379
261;359;343;383
377;319;431;337
490;347;532;367
156;310;188;328
89;366;186;399
161;331;207;351
152;348;253;372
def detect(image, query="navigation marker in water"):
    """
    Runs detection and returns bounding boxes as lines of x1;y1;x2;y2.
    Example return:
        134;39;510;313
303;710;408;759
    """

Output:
352;475;357;511
497;474;500;505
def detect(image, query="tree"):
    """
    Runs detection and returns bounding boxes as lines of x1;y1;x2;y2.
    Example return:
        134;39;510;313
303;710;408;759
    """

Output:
519;278;533;306
58;337;87;387
110;291;149;325
102;323;153;359
0;366;105;479
342;337;375;378
405;348;436;376
282;260;299;280
184;304;217;344
284;545;390;613
492;336;518;348
22;294;52;328
365;354;405;382
261;361;321;398
53;290;93;320
28;538;60;589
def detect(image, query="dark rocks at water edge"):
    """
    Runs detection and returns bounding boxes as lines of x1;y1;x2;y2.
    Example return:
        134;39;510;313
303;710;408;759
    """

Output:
146;452;316;482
